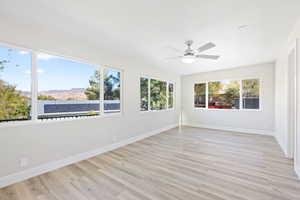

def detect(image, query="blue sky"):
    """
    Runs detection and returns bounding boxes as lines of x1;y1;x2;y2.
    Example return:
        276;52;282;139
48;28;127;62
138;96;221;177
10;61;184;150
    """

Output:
0;46;116;91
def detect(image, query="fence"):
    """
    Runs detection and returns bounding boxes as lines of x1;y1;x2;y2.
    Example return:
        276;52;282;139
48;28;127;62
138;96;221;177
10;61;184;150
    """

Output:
37;100;120;119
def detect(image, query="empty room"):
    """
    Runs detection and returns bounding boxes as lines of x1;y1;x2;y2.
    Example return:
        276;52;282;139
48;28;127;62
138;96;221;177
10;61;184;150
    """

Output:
1;0;300;199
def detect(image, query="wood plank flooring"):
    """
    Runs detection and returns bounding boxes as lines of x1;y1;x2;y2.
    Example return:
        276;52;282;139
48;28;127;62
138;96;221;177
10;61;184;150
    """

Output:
1;126;300;200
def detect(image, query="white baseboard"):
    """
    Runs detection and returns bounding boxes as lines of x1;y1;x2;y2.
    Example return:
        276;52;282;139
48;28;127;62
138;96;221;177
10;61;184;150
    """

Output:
183;123;274;136
0;124;178;188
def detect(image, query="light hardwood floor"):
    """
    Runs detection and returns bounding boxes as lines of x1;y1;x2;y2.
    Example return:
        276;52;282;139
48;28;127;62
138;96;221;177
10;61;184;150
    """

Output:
1;126;300;200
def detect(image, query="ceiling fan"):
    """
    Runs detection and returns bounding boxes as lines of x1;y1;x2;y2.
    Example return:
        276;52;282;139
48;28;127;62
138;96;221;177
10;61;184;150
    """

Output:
167;40;220;64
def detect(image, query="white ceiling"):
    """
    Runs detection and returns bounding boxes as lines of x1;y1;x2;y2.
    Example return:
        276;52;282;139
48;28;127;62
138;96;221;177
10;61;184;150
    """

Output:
1;0;300;75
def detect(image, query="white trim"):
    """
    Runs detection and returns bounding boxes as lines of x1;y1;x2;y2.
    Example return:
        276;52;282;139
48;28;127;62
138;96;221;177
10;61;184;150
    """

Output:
295;165;300;179
287;40;298;159
183;123;274;136
0;113;123;128
100;67;105;115
31;53;38;121
0;124;178;188
0;40;123;72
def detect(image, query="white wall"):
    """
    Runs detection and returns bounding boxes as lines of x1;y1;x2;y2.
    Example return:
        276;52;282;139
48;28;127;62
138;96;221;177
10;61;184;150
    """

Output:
181;63;275;135
0;19;181;184
275;18;300;177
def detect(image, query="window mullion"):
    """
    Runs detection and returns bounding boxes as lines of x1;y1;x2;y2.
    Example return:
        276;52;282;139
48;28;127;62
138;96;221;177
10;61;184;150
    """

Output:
166;82;169;109
239;80;243;110
120;70;123;114
100;67;104;115
148;78;151;111
31;52;38;121
205;81;208;109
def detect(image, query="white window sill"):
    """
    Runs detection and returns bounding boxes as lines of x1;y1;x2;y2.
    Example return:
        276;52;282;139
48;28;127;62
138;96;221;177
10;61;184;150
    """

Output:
194;107;261;112
140;108;175;114
0;112;123;128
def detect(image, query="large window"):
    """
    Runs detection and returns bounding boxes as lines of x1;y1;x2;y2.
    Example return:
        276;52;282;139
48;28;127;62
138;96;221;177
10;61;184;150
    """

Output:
0;46;32;122
140;77;174;111
208;80;240;109
194;83;206;108
0;44;122;123
37;54;101;119
194;79;260;110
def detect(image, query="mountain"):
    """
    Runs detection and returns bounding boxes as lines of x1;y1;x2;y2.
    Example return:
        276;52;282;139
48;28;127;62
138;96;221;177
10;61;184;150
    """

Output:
39;88;87;100
20;88;87;100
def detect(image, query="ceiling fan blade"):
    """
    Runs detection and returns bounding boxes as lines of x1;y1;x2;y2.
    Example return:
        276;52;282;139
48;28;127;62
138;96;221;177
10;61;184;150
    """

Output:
196;54;220;60
197;42;216;53
165;56;183;60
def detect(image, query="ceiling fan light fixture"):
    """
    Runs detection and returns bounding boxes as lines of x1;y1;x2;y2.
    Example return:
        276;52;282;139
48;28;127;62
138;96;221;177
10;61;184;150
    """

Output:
181;55;195;64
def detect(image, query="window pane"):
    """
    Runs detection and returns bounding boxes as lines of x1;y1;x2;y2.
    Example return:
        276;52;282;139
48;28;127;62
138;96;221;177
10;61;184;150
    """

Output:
168;83;174;109
242;79;259;109
104;69;121;113
194;83;206;108
140;77;149;111
150;79;167;110
0;46;31;122
37;53;100;119
208;80;240;109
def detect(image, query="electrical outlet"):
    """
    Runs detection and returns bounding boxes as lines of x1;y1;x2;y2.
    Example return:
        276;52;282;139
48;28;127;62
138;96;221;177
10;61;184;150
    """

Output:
20;157;29;168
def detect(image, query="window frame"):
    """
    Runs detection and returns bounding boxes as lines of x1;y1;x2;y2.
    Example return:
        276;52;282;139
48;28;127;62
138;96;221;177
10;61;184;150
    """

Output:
0;42;124;127
140;75;175;113
193;77;261;111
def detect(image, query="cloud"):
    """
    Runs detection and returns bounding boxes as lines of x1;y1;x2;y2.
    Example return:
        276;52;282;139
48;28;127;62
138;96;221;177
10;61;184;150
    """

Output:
19;51;29;55
37;68;44;73
37;53;57;60
25;68;44;74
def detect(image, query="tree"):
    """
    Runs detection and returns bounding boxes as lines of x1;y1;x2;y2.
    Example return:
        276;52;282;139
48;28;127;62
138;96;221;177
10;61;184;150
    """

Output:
0;49;31;121
150;79;167;110
194;83;206;105
38;94;56;100
223;81;240;105
0;80;31;121
85;70;120;101
85;70;101;100
242;79;259;97
104;72;120;100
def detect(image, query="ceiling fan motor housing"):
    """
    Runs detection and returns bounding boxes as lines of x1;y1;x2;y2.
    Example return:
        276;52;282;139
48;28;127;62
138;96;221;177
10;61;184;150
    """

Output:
184;40;195;56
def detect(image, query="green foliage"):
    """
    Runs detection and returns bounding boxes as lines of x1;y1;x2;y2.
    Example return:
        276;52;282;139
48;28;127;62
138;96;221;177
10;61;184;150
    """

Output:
85;70;120;101
140;78;149;110
0;80;30;121
150;79;167;110
168;83;174;108
208;81;223;95
194;83;206;106
242;79;259;97
209;81;240;107
195;83;206;96
38;94;56;100
0;50;31;121
85;70;101;100
0;60;9;72
87;110;98;116
104;71;120;100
